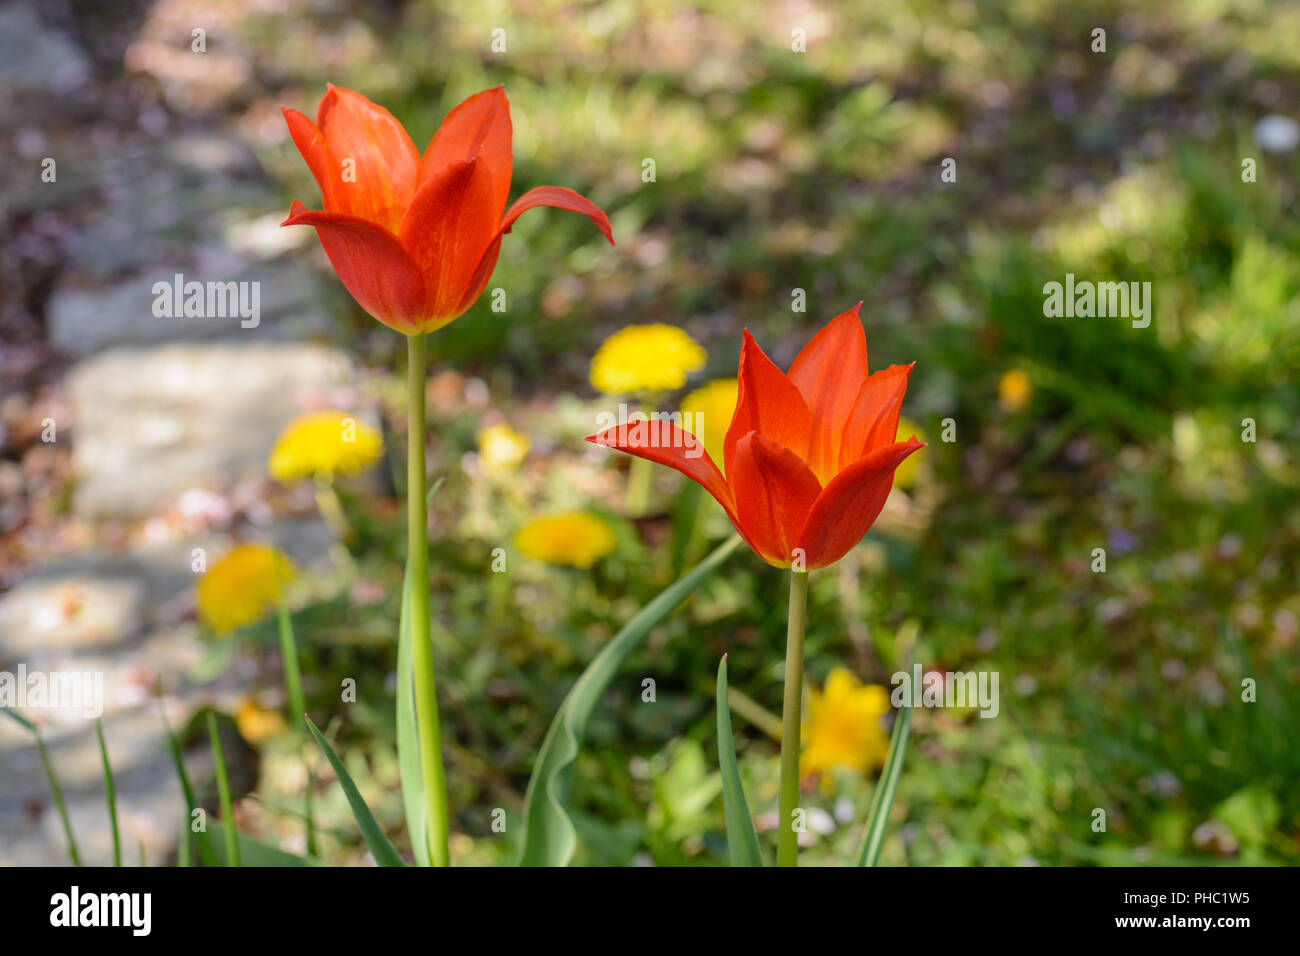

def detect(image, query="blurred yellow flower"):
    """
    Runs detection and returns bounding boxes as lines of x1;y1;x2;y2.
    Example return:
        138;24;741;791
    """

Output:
998;369;1033;414
477;423;530;471
196;544;296;636
801;667;891;781
892;416;926;489
268;411;383;482
589;324;706;394
680;378;738;470
514;512;617;568
234;696;285;744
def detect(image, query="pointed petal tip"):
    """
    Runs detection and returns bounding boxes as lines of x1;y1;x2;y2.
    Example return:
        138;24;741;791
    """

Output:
280;200;308;226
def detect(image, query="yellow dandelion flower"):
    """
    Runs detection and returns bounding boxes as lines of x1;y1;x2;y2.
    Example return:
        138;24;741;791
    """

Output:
514;512;617;569
268;411;384;483
589;324;706;394
998;369;1033;414
196;544;296;636
801;667;892;781
477;423;530;472
234;696;285;744
892;416;926;490
681;378;739;471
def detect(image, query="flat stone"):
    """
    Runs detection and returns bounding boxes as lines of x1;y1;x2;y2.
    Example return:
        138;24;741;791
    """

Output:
0;574;145;660
67;342;355;518
48;255;326;358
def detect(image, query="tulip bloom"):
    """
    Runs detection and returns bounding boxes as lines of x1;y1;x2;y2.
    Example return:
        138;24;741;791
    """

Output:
588;304;923;570
281;85;614;334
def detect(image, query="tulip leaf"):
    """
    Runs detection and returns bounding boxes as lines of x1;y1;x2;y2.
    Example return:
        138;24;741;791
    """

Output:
396;476;443;868
206;822;317;867
715;656;765;866
306;716;406;867
517;534;744;866
854;687;912;867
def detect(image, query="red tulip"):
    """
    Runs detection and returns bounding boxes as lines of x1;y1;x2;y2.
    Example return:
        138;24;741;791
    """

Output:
281;85;614;334
587;304;923;569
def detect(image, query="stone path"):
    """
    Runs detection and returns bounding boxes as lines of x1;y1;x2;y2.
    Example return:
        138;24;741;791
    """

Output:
0;3;349;864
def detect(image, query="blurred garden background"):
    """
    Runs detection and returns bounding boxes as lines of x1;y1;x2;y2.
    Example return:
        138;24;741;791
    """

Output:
1;0;1297;866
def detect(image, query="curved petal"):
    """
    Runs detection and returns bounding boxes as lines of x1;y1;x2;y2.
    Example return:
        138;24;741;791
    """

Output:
729;431;823;568
453;235;503;317
586;422;736;523
420;87;513;222
397;157;499;321
723;330;810;478
315;85;420;232
787;302;868;482
839;363;914;469
796;437;924;569
282;107;342;212
282;201;427;334
501;186;614;245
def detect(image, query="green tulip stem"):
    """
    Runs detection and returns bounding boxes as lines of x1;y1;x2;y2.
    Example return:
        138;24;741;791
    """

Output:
776;568;809;867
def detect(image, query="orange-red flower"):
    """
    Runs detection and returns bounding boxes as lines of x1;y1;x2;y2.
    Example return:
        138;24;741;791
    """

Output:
281;85;614;334
587;304;923;569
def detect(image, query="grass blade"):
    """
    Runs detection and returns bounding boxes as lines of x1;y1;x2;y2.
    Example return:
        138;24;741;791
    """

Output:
207;711;240;867
3;709;81;866
306;716;406;866
276;588;316;857
854;691;912;866
95;720;121;867
517;534;743;866
716;656;764;866
156;689;217;867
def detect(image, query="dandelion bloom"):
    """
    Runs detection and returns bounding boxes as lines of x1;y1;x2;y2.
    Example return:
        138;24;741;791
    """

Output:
477;423;530;472
268;411;384;482
589;324;705;394
680;379;739;473
514;512;616;568
998;368;1033;413
282;85;614;334
801;668;891;780
234;696;287;744
196;544;296;636
588;304;923;569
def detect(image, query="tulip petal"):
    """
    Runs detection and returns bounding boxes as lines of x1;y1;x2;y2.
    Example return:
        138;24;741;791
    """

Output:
796;437;924;569
420;87;513;222
586;423;736;523
787;302;869;483
283;107;343;213
839;363;914;469
397;157;500;323
453;235;503;316
729;431;823;568
315;85;420;232
723;330;811;478
282;201;427;334
501;186;615;245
